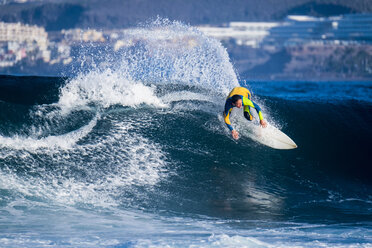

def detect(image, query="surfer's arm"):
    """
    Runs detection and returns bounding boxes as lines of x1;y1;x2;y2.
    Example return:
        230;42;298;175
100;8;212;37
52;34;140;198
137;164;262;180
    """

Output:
224;110;239;139
243;98;264;120
252;101;264;121
251;101;267;127
224;102;239;139
243;98;267;127
224;109;234;131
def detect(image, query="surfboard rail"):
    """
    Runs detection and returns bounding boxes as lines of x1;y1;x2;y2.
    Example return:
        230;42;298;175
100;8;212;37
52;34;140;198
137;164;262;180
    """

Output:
242;123;297;150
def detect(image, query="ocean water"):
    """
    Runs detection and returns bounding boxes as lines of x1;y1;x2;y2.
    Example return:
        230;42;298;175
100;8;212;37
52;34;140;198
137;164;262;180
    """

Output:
0;19;371;247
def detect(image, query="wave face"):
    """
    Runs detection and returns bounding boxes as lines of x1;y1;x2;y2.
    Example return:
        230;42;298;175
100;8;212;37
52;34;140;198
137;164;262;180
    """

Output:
0;19;371;247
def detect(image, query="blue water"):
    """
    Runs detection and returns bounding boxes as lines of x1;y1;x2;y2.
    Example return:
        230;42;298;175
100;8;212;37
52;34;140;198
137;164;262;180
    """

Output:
0;19;371;247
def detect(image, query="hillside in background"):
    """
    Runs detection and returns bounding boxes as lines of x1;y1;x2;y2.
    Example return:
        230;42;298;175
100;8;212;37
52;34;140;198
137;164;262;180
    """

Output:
0;0;372;30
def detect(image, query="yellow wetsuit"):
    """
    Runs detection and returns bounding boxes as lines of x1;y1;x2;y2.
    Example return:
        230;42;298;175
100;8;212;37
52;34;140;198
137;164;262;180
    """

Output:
223;87;264;131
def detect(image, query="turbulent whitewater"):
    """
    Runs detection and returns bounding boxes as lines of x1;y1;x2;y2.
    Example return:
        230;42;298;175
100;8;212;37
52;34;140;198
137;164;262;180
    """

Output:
0;19;371;247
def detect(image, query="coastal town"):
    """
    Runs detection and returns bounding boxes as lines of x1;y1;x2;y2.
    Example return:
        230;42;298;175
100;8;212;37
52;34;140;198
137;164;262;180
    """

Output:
0;13;371;78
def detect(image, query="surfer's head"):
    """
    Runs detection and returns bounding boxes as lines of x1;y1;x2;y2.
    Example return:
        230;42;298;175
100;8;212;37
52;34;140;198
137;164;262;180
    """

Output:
231;95;242;108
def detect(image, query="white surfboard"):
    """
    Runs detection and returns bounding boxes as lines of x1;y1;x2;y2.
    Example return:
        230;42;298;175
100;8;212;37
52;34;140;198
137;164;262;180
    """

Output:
242;123;297;150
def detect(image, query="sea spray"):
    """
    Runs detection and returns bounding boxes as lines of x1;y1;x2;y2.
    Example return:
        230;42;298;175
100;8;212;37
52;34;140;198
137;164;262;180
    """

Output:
64;17;239;103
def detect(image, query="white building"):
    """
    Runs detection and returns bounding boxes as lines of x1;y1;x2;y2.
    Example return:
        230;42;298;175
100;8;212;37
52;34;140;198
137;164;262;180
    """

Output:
0;22;48;46
198;22;280;48
0;22;50;64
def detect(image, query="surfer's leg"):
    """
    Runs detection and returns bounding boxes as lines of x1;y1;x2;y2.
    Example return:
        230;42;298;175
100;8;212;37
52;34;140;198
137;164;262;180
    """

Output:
244;108;253;121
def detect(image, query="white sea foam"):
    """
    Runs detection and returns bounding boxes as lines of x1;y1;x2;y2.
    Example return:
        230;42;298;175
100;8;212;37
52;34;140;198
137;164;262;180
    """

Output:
58;68;167;113
0;113;168;208
0;115;98;151
131;229;372;248
161;91;214;103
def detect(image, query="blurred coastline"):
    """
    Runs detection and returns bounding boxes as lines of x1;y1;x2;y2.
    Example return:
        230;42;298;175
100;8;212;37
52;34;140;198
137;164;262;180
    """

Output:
0;1;371;80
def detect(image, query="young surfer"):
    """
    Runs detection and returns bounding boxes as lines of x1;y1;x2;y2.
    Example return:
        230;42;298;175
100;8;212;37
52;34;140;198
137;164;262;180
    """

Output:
224;87;267;140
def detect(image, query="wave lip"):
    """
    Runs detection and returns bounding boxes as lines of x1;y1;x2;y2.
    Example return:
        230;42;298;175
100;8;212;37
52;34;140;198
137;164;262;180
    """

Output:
58;69;167;112
0;115;98;151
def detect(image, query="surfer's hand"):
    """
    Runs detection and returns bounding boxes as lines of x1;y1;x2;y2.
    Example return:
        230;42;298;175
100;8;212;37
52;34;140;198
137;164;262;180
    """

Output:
260;119;267;128
231;130;239;140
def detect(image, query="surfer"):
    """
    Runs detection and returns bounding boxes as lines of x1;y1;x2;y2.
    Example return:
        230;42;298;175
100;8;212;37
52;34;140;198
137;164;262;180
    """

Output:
224;87;267;140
